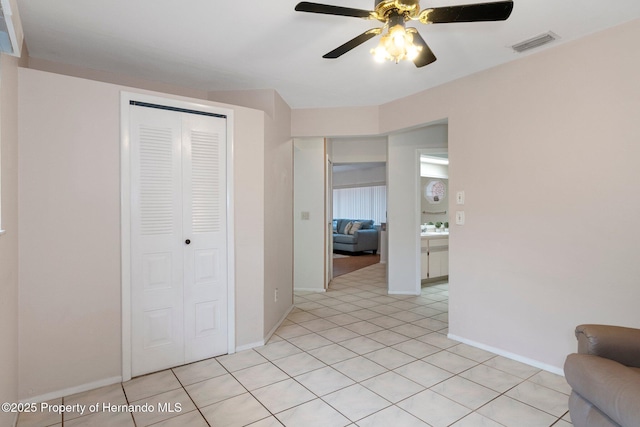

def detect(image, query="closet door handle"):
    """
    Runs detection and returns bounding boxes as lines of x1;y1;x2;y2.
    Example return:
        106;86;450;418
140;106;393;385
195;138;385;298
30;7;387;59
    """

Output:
185;239;191;245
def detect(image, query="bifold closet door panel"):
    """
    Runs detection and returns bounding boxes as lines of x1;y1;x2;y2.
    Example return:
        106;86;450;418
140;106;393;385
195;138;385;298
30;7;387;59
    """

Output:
130;106;185;376
181;112;228;364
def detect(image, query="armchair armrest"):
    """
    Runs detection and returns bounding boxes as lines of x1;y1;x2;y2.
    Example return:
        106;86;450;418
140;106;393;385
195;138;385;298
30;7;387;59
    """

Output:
575;324;640;368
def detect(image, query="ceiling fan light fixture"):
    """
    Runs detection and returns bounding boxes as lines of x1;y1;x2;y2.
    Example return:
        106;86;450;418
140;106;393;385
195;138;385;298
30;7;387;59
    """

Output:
370;25;422;64
390;24;407;48
372;43;388;62
295;0;514;68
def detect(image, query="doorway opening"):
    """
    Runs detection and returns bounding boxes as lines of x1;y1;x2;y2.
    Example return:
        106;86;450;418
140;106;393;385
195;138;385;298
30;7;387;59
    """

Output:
418;150;449;290
331;162;386;278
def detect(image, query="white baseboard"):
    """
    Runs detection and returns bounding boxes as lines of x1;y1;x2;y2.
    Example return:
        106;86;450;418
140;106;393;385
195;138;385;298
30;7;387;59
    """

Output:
235;304;296;353
388;290;420;296
235;340;265;352
294;288;326;293
447;334;565;376
20;376;123;404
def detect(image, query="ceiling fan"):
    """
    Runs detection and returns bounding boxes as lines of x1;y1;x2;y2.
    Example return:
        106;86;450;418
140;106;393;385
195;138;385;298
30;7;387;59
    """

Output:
294;0;514;67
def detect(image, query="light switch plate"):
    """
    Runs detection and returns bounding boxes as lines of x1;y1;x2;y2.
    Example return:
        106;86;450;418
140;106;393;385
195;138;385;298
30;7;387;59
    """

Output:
455;211;465;225
456;191;465;205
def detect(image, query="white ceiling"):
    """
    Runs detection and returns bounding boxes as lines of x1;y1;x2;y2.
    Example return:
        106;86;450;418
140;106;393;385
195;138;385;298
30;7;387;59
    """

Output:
17;0;640;109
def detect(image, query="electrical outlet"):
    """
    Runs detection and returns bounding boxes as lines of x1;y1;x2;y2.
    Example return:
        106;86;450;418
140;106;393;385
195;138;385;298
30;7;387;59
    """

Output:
274;288;279;302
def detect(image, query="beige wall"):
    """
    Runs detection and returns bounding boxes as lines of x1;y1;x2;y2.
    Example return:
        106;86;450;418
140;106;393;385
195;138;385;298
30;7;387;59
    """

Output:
29;57;209;100
387;19;640;371
0;53;20;425
333;165;386;188
19;69;122;398
292;19;640;372
292;106;379;137
330;137;388;164
262;92;294;337
208;89;294;343
18;68;266;399
293;138;326;292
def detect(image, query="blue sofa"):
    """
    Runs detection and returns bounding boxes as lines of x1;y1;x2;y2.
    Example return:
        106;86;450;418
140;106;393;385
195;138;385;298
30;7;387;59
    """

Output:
333;219;378;254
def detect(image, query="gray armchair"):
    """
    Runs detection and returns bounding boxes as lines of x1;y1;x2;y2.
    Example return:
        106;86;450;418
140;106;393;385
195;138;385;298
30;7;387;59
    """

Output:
564;324;640;427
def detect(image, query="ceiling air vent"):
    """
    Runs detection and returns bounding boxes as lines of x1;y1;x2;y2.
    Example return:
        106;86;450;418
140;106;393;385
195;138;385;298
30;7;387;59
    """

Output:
511;31;559;53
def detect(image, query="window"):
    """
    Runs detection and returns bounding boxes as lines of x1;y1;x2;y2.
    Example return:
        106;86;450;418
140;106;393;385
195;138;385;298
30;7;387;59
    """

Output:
333;185;387;225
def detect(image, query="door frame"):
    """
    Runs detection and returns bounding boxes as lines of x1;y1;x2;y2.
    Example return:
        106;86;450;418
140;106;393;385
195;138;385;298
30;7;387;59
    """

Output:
120;92;236;381
325;153;333;288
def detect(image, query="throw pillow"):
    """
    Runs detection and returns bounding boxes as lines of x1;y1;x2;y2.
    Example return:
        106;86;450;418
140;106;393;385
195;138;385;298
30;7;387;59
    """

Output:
343;221;353;235
349;221;363;235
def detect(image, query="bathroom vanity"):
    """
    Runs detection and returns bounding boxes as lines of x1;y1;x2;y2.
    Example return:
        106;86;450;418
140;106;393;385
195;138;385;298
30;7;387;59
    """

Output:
420;232;449;281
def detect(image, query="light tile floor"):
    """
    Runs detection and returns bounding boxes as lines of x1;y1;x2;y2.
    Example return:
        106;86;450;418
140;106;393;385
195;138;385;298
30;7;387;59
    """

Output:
18;263;573;427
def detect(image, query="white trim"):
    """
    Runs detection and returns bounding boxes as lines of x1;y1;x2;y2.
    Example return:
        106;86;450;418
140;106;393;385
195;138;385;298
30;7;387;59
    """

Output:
120;94;132;381
20;376;122;404
414;149;422;295
11;412;17;427
293;288;327;293
447;334;565;376
235;340;266;353
388;290;420;296
225;105;236;356
120;91;236;381
0;229;6;235
0;0;23;57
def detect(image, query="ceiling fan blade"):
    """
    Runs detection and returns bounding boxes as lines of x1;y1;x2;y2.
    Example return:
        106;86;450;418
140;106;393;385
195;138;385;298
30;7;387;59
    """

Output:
295;2;372;18
411;30;437;68
323;29;381;59
421;1;513;24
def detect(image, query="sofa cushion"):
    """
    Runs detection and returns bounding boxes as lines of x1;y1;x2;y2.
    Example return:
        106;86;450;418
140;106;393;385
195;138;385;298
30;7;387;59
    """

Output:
344;221;354;235
335;219;375;233
349;222;363;235
334;234;357;244
355;219;374;229
565;353;640;427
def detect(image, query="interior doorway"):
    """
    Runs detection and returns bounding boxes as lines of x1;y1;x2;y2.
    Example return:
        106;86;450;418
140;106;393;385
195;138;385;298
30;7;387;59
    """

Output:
331;162;386;278
418;150;449;286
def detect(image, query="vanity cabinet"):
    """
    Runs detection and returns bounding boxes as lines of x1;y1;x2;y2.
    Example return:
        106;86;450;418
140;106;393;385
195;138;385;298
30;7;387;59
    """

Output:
421;233;449;281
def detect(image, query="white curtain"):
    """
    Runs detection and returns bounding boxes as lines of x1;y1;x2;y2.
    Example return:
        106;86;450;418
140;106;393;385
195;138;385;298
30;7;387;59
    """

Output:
333;185;387;225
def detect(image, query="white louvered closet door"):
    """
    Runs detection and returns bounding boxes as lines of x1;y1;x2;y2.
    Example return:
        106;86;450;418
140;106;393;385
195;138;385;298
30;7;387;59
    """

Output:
181;112;227;364
130;105;227;377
